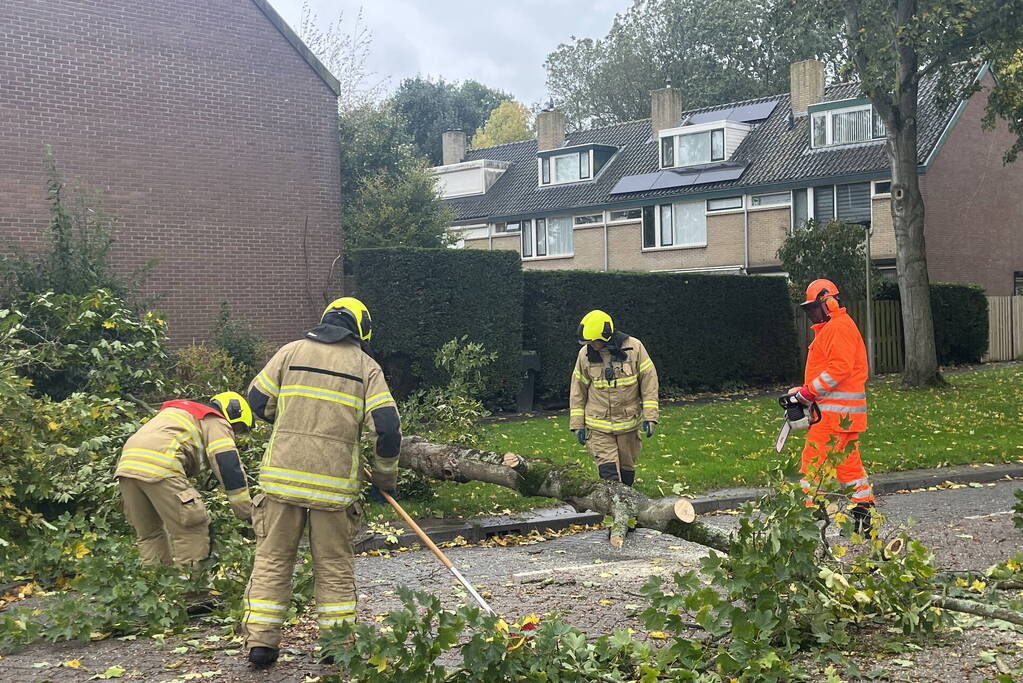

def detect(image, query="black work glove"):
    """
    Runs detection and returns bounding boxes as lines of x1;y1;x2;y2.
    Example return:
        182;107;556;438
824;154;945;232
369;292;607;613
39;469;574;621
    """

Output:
369;484;396;504
575;428;589;445
642;421;655;438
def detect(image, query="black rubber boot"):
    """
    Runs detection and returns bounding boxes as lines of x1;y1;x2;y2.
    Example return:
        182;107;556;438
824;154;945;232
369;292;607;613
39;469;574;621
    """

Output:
597;463;620;482
248;646;279;668
851;503;876;535
620;469;636;487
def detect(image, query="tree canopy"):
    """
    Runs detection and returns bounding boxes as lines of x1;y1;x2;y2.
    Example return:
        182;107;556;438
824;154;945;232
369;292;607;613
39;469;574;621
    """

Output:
390;77;512;164
777;219;883;303
543;0;847;128
471;101;533;149
338;104;454;250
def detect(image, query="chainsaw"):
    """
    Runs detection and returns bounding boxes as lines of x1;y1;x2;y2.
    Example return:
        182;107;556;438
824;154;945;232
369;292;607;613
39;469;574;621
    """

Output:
774;391;822;452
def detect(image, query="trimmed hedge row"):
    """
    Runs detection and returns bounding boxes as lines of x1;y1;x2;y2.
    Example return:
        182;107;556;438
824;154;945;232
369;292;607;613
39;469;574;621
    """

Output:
347;248;523;405
522;271;799;400
877;281;988;364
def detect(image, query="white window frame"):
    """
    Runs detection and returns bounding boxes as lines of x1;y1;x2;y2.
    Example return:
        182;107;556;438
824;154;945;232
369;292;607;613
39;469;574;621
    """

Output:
811;102;887;149
748;191;791;210
539;150;594;186
872;179;892;197
522;216;574;259
573;213;603;226
646;199;707;250
706;196;743;213
659;121;727;169
607;207;643;224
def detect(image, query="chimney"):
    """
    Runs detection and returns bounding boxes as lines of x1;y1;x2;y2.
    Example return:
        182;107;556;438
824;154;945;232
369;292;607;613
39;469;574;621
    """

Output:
650;83;683;137
790;59;825;116
441;129;466;165
536;105;566;151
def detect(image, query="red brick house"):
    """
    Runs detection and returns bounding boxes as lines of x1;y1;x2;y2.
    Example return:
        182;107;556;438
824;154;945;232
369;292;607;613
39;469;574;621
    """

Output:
0;0;342;343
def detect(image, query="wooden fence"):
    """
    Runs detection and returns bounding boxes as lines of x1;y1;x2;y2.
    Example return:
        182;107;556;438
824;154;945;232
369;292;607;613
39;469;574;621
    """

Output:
984;296;1023;362
794;299;904;374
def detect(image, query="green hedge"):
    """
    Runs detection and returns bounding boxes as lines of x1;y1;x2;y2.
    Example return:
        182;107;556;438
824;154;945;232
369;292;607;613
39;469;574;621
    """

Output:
877;281;988;364
347;248;523;405
522;271;799;400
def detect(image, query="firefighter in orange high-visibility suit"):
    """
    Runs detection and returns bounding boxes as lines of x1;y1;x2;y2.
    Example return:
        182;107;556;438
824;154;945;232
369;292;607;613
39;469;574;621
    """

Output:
789;279;875;532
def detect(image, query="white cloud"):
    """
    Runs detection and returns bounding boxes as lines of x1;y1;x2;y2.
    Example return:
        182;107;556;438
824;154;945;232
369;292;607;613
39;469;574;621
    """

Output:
267;0;628;105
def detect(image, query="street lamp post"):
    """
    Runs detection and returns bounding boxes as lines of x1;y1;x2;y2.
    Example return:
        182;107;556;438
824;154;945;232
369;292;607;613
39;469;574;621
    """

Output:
864;225;875;378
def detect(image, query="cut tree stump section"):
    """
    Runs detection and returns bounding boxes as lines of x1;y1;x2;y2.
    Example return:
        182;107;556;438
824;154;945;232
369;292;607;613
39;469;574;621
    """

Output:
398;436;730;552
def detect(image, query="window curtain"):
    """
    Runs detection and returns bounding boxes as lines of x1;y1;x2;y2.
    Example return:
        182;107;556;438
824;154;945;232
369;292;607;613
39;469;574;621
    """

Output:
832;109;870;144
554;156;577;183
836;183;871;225
673;200;706;245
678;132;710;165
547;216;573;255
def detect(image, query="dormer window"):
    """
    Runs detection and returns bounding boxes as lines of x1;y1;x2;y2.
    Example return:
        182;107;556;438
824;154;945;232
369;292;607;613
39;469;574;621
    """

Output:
538;144;616;186
810;99;886;148
659;121;747;169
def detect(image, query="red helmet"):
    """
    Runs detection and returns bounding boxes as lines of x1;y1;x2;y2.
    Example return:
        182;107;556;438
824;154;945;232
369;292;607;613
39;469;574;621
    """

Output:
801;279;840;323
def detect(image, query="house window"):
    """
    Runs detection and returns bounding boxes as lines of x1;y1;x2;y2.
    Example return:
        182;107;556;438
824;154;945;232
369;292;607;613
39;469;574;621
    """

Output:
836;182;871;225
872;180;892;196
647;200;706;249
523;216;573;257
505;222;521;233
609;208;642;222
494;222;507;233
792;188;809;229
542;151;591;185
813;185;835;221
574;214;602;226
811;102;886;148
663;129;725;168
750;192;790;208
707;196;743;212
1015;272;1023;296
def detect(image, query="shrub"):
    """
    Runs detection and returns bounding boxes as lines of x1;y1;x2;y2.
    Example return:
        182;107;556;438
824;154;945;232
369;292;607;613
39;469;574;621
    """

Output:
522;270;799;400
211;301;269;378
876;281;988;364
347;248;523;406
172;344;249;399
777;218;883;302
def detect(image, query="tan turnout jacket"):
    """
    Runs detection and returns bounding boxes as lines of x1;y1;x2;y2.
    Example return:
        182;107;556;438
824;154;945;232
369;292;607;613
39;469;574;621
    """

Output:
115;405;252;519
569;333;659;434
247;335;400;511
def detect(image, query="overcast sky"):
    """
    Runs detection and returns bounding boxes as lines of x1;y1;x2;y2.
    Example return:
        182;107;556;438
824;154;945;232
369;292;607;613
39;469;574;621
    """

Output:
268;0;630;105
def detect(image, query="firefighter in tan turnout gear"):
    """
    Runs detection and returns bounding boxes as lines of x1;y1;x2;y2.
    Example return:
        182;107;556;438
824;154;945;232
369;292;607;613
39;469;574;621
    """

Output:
115;392;254;567
241;297;401;668
570;310;659;485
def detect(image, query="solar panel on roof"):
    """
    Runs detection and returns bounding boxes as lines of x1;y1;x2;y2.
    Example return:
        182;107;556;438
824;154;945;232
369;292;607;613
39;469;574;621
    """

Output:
693;164;747;185
729;100;778;122
609;172;661;194
649;170;699;191
687;108;732;125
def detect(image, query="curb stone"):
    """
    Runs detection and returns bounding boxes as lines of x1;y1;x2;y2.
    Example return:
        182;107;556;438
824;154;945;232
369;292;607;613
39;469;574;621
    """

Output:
355;462;1023;553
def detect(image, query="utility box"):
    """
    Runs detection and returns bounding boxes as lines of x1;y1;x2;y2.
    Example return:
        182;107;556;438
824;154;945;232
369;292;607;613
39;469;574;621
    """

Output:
516;351;541;413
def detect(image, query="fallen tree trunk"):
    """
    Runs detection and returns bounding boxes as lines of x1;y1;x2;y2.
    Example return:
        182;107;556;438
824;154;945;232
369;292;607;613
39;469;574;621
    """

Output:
398;436;729;552
933;596;1023;627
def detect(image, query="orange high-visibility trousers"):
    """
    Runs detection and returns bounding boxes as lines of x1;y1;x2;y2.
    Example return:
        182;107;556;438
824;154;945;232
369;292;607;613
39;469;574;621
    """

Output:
799;422;874;505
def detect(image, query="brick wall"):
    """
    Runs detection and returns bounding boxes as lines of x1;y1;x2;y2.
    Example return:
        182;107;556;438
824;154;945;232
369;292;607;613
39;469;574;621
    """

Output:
0;0;342;345
745;208;785;267
869;197;897;258
922;75;1023;294
491;232;521;253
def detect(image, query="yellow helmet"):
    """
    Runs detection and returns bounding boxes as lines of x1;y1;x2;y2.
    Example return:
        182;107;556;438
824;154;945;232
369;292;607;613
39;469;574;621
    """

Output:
322;296;372;341
211;391;254;430
578;309;613;344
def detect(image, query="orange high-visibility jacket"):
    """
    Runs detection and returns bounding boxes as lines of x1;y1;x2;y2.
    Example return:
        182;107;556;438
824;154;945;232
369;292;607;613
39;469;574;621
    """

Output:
804;307;868;432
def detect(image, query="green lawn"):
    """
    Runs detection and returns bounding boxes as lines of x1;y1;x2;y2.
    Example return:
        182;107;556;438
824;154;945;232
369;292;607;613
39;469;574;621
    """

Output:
377;365;1023;521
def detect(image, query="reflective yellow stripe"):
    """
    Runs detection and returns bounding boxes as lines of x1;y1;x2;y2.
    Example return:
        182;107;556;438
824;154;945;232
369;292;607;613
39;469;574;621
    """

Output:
244;613;285;624
162;411;202;445
570;408;584;415
584;415;642;432
228;490;250;502
317;602;357;612
592;374;638;389
318;616;356;626
206;438;235;455
573;369;591;384
245;599;286;611
639;358;654;373
279;385;363;409
642;401;658;408
262;481;356;504
365;392;394;410
123;448;182;467
255;370;280;396
119;453;184;474
375;457;398;474
116;462;178;478
261;466;360;492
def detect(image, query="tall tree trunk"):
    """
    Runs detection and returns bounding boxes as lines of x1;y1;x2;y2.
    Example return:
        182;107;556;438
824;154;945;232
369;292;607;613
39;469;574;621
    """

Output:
887;0;945;388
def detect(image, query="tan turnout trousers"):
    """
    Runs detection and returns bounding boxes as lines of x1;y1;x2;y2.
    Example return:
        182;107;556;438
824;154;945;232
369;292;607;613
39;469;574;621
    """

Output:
586;429;642;477
119;476;212;566
241;494;361;649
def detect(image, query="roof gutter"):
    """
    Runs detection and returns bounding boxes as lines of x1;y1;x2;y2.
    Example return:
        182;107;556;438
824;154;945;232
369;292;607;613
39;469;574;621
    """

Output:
249;0;342;96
